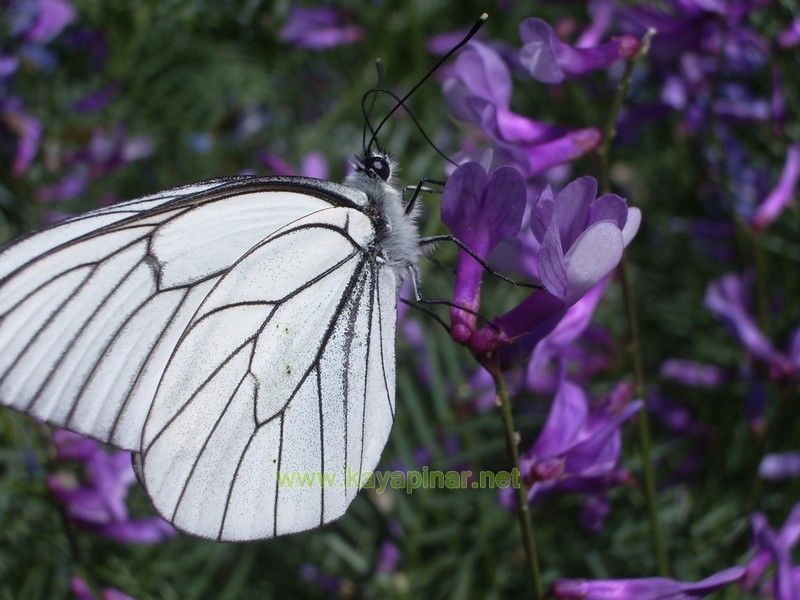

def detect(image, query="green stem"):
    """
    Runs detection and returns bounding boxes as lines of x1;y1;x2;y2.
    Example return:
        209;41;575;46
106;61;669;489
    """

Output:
487;362;544;599
599;27;670;577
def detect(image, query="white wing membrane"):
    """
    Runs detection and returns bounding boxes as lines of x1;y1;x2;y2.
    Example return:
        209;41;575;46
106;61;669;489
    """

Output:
0;180;345;449
140;208;397;540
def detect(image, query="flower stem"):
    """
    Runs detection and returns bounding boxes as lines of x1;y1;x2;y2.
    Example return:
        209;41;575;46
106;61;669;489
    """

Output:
599;27;670;577
598;28;656;193
485;362;544;598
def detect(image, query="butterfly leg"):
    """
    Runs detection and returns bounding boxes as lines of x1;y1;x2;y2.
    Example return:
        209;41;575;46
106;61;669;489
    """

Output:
402;178;446;215
418;235;544;290
405;265;500;332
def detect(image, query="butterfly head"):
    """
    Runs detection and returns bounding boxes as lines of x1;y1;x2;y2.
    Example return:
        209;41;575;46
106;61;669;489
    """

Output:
355;152;393;182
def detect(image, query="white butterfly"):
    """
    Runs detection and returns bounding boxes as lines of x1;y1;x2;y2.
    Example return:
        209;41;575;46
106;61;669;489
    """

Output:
0;161;414;540
0;14;488;541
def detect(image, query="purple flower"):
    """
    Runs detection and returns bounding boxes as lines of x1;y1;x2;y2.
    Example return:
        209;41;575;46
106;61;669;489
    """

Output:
519;17;640;84
0;55;20;77
279;7;363;50
470;176;640;355
73;82;120;113
553;567;745;599
442;41;601;178
512;374;642;504
48;430;175;544
376;541;401;574
778;18;800;49
745;505;800;599
659;358;725;389
259;150;329;179
24;0;76;44
704;273;795;379
759;452;800;481
752;144;800;230
2;98;43;176
441;161;526;343
71;577;135;600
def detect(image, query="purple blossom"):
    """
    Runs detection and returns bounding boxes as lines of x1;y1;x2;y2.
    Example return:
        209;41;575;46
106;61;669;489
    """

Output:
745;505;800;599
511;373;641;505
259;150;329;179
48;430;175;544
759;452;800;481
376;541;401;574
470;176;640;355
442;41;601;178
659;358;725;389
71;577;135;600
24;0;76;44
704;273;795;379
441;161;526;343
553;567;745;599
519;17;640;84
778;18;800;49
1;98;43;176
279;6;364;50
751;144;800;230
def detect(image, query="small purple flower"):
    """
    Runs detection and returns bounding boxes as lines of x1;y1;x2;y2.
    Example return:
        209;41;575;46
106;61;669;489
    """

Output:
470;176;640;355
2;98;43;176
704;273;795;379
511;374;642;505
443;41;601;178
759;452;800;481
745;505;800;599
659;358;725;389
441;161;526;343
751;144;800;230
48;430;175;544
279;6;364;50
259;150;329;179
519;17;640;84
553;567;745;599
71;577;135;600
376;540;401;574
24;0;76;44
778;18;800;49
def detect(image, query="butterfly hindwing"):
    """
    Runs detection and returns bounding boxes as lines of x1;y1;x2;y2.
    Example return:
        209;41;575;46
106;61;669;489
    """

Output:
139;208;397;540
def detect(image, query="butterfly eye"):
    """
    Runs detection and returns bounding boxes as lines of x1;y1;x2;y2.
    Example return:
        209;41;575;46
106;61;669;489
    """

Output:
369;156;391;181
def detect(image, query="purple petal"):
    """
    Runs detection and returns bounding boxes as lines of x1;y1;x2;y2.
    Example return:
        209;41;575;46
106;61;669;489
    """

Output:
523;128;602;177
0;55;20;77
99;517;176;544
778;18;800;49
538;224;568;301
554;567;745;599
752;144;800;230
453;41;512;107
71;577;96;600
25;0;76;43
563;221;624;304
759;452;800;481
564;400;642;475
531;185;556;242
588;193;628;230
554;176;597;250
659;358;725;389
300;151;329;180
102;590;136;600
279;7;363;49
520;18;639;84
530;374;589;458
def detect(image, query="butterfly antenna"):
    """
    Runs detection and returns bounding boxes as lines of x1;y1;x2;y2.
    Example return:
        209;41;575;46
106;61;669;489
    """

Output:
362;58;385;156
366;13;488;155
363;87;457;166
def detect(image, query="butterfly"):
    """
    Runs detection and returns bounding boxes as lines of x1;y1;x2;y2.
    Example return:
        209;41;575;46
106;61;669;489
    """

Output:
0;15;487;541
